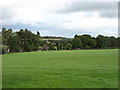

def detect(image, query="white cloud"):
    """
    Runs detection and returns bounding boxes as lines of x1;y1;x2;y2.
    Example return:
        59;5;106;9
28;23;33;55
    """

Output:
1;0;118;37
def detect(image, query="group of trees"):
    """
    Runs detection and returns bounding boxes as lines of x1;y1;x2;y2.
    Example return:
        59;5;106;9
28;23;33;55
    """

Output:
1;28;41;53
1;28;119;54
72;34;118;49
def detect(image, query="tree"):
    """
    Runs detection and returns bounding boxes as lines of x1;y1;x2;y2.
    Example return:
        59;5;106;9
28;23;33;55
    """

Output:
66;43;72;50
2;28;12;45
37;31;40;36
117;37;120;48
48;40;56;50
8;34;20;52
42;40;49;50
96;35;110;48
72;37;83;49
1;27;119;53
16;29;41;52
79;34;96;49
109;36;117;48
89;39;97;48
56;40;63;50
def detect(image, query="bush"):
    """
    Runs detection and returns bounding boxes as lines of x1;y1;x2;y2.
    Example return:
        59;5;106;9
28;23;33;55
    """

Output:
53;47;57;50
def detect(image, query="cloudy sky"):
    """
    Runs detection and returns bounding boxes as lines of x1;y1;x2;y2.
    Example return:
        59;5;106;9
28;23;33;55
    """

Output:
0;0;119;38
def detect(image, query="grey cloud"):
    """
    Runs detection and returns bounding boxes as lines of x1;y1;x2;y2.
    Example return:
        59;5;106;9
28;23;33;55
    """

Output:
100;10;117;18
57;2;118;18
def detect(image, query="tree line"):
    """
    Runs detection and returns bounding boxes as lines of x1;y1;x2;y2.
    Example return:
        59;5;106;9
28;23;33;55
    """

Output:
0;28;119;54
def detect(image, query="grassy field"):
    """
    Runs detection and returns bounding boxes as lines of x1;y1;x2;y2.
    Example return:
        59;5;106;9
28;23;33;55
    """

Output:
2;49;118;88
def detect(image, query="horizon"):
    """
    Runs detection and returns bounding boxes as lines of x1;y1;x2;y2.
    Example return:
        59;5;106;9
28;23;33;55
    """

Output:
2;27;119;38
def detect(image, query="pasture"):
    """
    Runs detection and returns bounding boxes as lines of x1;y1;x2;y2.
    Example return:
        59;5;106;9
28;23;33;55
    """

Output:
2;49;118;88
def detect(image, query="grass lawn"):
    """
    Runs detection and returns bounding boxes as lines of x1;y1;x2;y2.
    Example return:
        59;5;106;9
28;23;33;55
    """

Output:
2;49;118;88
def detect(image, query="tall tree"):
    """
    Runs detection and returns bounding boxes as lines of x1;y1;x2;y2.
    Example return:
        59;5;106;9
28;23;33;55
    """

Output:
72;37;83;49
96;35;110;48
2;28;12;45
8;33;20;52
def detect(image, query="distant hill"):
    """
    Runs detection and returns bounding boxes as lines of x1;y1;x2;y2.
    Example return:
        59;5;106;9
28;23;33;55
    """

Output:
41;36;71;41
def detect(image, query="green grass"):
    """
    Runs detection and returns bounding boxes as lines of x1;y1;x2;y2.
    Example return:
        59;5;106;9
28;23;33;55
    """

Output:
2;49;118;88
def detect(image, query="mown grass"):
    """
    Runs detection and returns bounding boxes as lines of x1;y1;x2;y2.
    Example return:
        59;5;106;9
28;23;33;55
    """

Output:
2;49;118;88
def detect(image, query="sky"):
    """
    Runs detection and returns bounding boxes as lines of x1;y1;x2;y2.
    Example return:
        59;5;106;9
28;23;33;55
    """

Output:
0;0;119;38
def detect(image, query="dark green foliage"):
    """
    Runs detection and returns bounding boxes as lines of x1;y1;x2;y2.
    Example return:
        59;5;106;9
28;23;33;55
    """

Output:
89;39;97;48
48;40;56;50
54;39;72;50
72;34;118;49
72;34;97;49
109;36;117;48
66;43;72;50
42;36;66;39
1;28;41;53
2;28;12;45
80;34;96;49
16;29;41;52
96;35;117;49
117;37;120;48
1;28;119;54
56;40;64;50
41;41;49;50
72;37;83;49
8;34;20;52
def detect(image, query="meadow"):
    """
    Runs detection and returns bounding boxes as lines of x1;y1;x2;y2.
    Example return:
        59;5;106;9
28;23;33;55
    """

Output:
2;49;118;88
